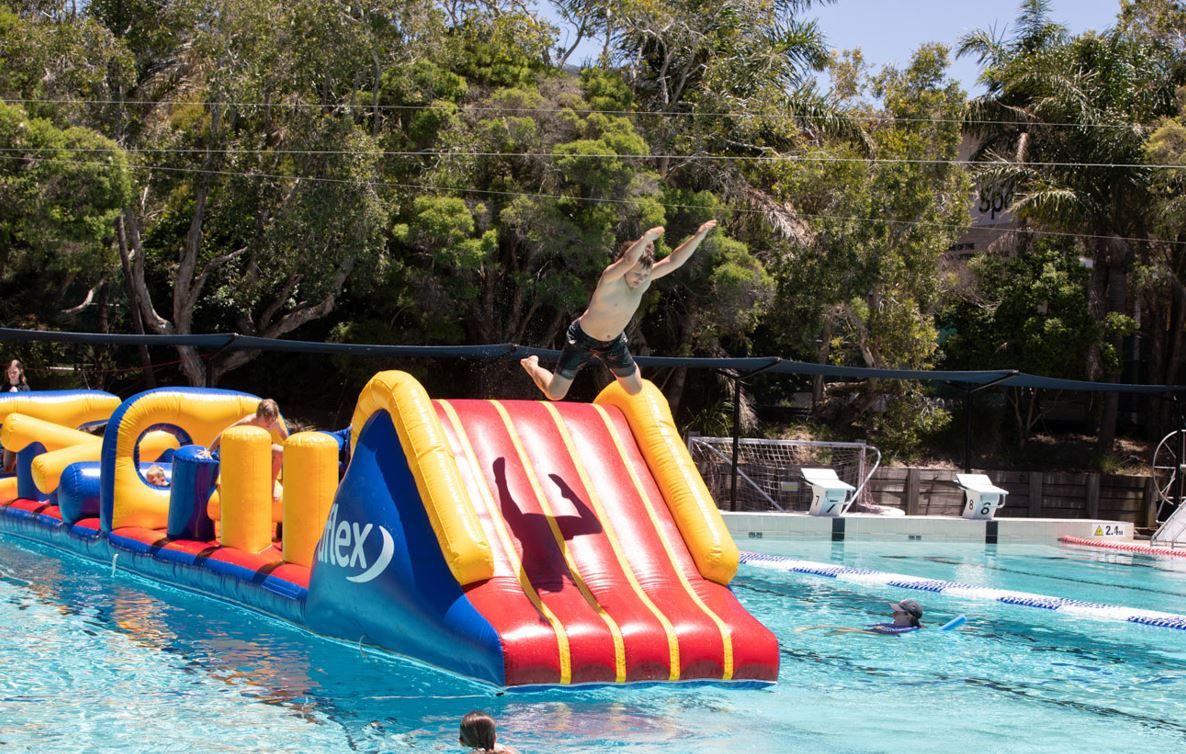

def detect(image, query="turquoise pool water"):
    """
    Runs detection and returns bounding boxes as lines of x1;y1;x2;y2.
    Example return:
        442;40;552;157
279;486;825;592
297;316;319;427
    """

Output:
2;534;1185;753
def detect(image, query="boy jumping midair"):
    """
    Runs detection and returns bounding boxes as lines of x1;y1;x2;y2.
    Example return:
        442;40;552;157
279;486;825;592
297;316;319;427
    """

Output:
521;220;717;400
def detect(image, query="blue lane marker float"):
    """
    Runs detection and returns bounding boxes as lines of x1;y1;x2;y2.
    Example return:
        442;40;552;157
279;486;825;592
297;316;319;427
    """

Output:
738;550;1186;632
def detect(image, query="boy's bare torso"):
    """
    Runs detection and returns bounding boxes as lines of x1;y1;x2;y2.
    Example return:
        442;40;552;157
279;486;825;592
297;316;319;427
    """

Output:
578;275;651;341
520;221;714;401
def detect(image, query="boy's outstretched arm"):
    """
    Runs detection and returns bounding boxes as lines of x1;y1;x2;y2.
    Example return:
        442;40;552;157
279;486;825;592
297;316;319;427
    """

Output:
651;220;717;280
602;226;664;282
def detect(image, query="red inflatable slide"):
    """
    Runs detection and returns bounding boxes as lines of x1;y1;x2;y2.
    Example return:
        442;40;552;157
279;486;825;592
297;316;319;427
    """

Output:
433;397;779;686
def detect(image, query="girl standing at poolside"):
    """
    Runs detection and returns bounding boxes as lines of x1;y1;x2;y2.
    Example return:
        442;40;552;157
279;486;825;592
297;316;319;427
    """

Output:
4;360;29;392
2;360;30;472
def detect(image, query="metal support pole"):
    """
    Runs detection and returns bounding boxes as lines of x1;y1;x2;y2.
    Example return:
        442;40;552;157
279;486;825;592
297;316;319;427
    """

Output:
730;375;742;512
723;359;783;512
961;371;1018;474
963;391;973;473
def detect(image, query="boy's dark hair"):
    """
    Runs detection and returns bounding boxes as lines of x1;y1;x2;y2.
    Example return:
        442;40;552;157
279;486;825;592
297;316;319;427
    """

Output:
459;711;497;750
617;239;655;270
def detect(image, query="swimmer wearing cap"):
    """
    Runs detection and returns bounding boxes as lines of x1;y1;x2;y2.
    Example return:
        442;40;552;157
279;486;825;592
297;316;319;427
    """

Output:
796;598;925;636
866;599;924;635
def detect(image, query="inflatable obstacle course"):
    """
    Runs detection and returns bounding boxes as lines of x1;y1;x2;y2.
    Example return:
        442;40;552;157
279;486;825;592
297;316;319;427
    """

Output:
0;373;779;687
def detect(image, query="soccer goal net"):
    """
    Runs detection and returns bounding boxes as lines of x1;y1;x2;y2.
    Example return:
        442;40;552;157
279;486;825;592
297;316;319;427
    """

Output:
687;436;880;512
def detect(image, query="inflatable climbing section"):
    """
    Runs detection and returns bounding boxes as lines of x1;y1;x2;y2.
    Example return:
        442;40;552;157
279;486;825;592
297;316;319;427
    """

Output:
0;372;779;688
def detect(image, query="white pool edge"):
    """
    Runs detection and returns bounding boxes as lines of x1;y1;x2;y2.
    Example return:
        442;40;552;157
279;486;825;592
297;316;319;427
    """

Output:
723;511;1135;545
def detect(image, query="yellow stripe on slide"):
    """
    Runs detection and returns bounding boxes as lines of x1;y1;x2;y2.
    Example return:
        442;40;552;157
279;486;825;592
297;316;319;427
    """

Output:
490;400;627;684
594;381;739;586
351;372;493;586
593;404;735;680
542;402;682;682
439;401;573;685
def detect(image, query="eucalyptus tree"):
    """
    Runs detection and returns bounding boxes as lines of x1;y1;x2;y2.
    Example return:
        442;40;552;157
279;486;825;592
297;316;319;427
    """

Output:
958;0;1181;451
941;239;1110;446
1139;92;1186;431
1117;0;1186;48
547;1;867;236
0;7;134;333
84;0;429;384
0;102;132;326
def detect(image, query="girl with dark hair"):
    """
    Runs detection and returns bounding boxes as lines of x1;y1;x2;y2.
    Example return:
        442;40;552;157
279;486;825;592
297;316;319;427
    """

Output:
4;360;29;392
2;359;29;472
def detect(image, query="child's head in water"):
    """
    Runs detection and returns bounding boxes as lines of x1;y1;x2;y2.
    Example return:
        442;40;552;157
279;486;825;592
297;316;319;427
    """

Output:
146;465;168;487
459;711;497;750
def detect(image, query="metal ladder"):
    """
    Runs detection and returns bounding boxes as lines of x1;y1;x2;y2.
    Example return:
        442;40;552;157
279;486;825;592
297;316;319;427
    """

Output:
1152;427;1186;547
1153;504;1186;547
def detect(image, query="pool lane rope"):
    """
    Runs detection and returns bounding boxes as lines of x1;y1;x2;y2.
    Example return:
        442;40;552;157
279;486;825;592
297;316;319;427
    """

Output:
1058;535;1186;559
738;551;1186;632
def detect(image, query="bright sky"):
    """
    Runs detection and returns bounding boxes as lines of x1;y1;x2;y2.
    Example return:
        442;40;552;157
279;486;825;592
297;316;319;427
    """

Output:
810;0;1125;94
542;0;1125;95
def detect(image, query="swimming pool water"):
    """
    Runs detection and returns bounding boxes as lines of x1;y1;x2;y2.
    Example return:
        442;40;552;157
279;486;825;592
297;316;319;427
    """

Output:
2;534;1185;753
743;538;1186;614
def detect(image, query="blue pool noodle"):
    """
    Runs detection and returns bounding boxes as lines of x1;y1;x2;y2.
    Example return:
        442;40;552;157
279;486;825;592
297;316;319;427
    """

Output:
940;615;967;631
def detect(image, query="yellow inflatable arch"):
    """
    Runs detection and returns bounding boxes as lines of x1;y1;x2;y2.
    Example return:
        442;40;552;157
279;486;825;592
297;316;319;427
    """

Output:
0;391;120;502
0;390;120;431
100;388;284;531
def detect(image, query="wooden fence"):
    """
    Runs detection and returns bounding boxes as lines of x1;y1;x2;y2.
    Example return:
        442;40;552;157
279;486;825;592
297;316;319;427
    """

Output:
866;468;1158;527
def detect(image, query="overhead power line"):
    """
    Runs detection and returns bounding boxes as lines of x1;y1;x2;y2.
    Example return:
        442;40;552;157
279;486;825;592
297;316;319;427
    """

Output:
2;152;1183;248
2;96;1144;130
0;144;1182;171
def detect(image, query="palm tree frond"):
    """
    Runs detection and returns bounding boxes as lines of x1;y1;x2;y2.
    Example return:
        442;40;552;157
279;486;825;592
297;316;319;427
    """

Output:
1012;186;1092;227
787;85;874;156
956;28;1004;67
731;182;816;247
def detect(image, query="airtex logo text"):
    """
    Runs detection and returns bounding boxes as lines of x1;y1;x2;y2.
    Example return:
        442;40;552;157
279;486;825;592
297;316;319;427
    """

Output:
316;503;396;583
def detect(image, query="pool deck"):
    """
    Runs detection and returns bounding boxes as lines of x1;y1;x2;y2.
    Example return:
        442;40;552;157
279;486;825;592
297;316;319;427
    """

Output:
722;511;1135;545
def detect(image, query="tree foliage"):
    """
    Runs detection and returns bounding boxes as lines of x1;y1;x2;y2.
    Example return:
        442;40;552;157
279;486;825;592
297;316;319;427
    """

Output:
0;0;1182;462
749;44;968;457
957;0;1186;451
940;238;1131;444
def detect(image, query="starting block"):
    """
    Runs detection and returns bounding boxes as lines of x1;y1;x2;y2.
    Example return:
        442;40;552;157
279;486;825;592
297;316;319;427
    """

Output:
801;468;855;517
954;473;1008;520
